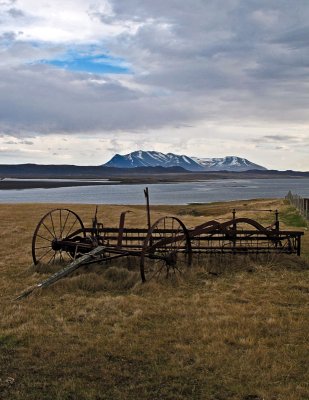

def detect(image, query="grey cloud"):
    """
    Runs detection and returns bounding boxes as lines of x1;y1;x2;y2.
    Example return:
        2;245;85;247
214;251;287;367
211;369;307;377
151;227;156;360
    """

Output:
0;65;200;135
0;0;16;6
7;7;24;18
1;0;309;140
104;0;309;97
252;134;309;146
263;135;299;141
0;41;66;66
0;31;17;41
274;26;309;49
20;140;34;145
3;139;33;144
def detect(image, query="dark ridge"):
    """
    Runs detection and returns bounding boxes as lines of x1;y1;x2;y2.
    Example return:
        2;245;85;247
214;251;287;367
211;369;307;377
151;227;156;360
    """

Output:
0;163;188;178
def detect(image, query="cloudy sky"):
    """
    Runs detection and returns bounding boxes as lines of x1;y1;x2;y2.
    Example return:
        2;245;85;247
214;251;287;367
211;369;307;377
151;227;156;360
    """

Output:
0;0;309;170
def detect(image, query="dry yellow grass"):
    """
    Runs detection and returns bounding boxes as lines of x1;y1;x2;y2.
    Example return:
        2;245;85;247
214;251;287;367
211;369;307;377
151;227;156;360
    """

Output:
0;199;308;400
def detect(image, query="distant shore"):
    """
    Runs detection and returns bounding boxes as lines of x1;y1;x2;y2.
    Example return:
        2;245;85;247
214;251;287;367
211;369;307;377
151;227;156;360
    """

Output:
0;172;309;190
0;180;119;190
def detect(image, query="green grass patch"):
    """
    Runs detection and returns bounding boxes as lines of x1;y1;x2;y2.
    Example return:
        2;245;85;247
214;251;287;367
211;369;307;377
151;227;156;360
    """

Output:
281;206;307;228
177;208;204;217
0;334;21;350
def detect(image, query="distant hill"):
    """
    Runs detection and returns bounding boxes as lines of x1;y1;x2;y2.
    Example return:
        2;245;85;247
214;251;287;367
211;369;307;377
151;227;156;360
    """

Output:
104;150;204;171
191;156;267;172
0;163;308;183
0;163;187;178
104;151;267;171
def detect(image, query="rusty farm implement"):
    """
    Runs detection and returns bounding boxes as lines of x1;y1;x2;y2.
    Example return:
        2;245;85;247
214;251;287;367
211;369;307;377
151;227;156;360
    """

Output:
17;189;304;299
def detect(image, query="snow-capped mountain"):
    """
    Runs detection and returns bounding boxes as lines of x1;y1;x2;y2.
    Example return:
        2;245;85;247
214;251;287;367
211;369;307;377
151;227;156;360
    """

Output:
191;156;267;171
104;151;204;171
103;151;267;172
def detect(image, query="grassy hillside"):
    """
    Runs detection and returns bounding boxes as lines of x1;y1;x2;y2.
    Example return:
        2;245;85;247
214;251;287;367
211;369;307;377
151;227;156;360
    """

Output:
0;199;308;400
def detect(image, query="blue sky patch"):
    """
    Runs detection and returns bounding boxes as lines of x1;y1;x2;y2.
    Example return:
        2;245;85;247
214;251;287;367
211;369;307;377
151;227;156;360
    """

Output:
41;51;130;74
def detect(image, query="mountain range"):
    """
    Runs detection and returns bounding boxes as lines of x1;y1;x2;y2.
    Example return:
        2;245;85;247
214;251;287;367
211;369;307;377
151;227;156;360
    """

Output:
104;151;267;172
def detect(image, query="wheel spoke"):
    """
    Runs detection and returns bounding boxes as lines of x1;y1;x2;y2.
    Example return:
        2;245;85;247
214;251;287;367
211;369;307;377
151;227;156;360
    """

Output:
141;216;191;282
65;218;78;238
61;211;70;237
47;252;57;265
148;263;165;281
59;209;62;238
32;208;85;266
35;245;52;250
50;213;56;237
36;248;53;263
35;234;52;243
174;265;182;274
41;222;55;238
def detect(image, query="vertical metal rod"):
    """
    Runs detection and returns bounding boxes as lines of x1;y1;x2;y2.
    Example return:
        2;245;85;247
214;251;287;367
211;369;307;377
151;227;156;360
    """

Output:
92;205;98;238
144;187;151;231
297;235;301;256
117;211;130;249
232;208;236;254
144;187;153;248
275;209;279;231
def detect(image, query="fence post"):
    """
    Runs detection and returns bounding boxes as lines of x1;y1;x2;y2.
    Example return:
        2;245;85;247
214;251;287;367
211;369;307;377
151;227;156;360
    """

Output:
286;191;309;221
305;198;309;220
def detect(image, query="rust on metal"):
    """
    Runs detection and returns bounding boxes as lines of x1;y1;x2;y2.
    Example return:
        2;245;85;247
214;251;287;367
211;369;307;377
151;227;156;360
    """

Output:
23;189;304;298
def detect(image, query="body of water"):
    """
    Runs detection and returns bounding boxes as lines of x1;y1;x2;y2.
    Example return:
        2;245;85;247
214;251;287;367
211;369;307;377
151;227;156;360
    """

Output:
0;178;308;205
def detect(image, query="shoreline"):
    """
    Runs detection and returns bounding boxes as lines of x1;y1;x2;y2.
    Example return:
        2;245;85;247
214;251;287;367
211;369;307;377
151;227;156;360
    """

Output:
0;174;308;191
0;180;121;190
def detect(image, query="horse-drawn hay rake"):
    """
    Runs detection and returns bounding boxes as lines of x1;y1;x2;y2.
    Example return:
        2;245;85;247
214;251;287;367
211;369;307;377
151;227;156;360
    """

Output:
17;188;303;299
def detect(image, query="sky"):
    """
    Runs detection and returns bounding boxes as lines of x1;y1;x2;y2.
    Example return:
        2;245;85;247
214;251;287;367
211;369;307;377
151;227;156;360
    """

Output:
0;0;309;170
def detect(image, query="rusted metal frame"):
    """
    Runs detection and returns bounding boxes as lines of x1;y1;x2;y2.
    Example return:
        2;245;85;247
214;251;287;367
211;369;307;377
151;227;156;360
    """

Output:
140;216;192;283
67;225;303;239
188;219;304;250
189;248;296;254
189;217;280;236
189;235;296;241
188;228;302;254
57;230;303;254
189;245;298;254
116;211;131;249
32;205;305;269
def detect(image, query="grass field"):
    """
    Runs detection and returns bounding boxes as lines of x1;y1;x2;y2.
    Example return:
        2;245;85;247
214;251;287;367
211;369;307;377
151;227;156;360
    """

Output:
0;199;308;400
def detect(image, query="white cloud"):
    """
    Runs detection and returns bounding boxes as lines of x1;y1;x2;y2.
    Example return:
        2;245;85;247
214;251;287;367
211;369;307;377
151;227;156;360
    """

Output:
0;0;135;44
0;0;309;170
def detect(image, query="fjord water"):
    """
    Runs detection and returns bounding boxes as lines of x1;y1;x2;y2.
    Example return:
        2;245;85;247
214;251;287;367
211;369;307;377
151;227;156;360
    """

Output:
0;178;308;205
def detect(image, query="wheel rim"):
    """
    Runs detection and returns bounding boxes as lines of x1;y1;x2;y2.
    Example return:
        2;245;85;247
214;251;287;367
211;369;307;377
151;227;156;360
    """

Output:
32;208;85;265
140;217;192;282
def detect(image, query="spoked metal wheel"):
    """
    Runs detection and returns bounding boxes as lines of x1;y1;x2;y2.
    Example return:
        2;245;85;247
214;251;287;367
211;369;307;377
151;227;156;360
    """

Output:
140;216;192;282
32;208;85;265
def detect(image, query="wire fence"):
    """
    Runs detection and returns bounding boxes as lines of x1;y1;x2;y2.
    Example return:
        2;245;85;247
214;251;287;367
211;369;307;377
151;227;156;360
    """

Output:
285;191;309;220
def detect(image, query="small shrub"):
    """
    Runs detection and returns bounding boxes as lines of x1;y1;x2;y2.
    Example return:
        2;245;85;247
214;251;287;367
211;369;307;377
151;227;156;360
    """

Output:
281;206;307;227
